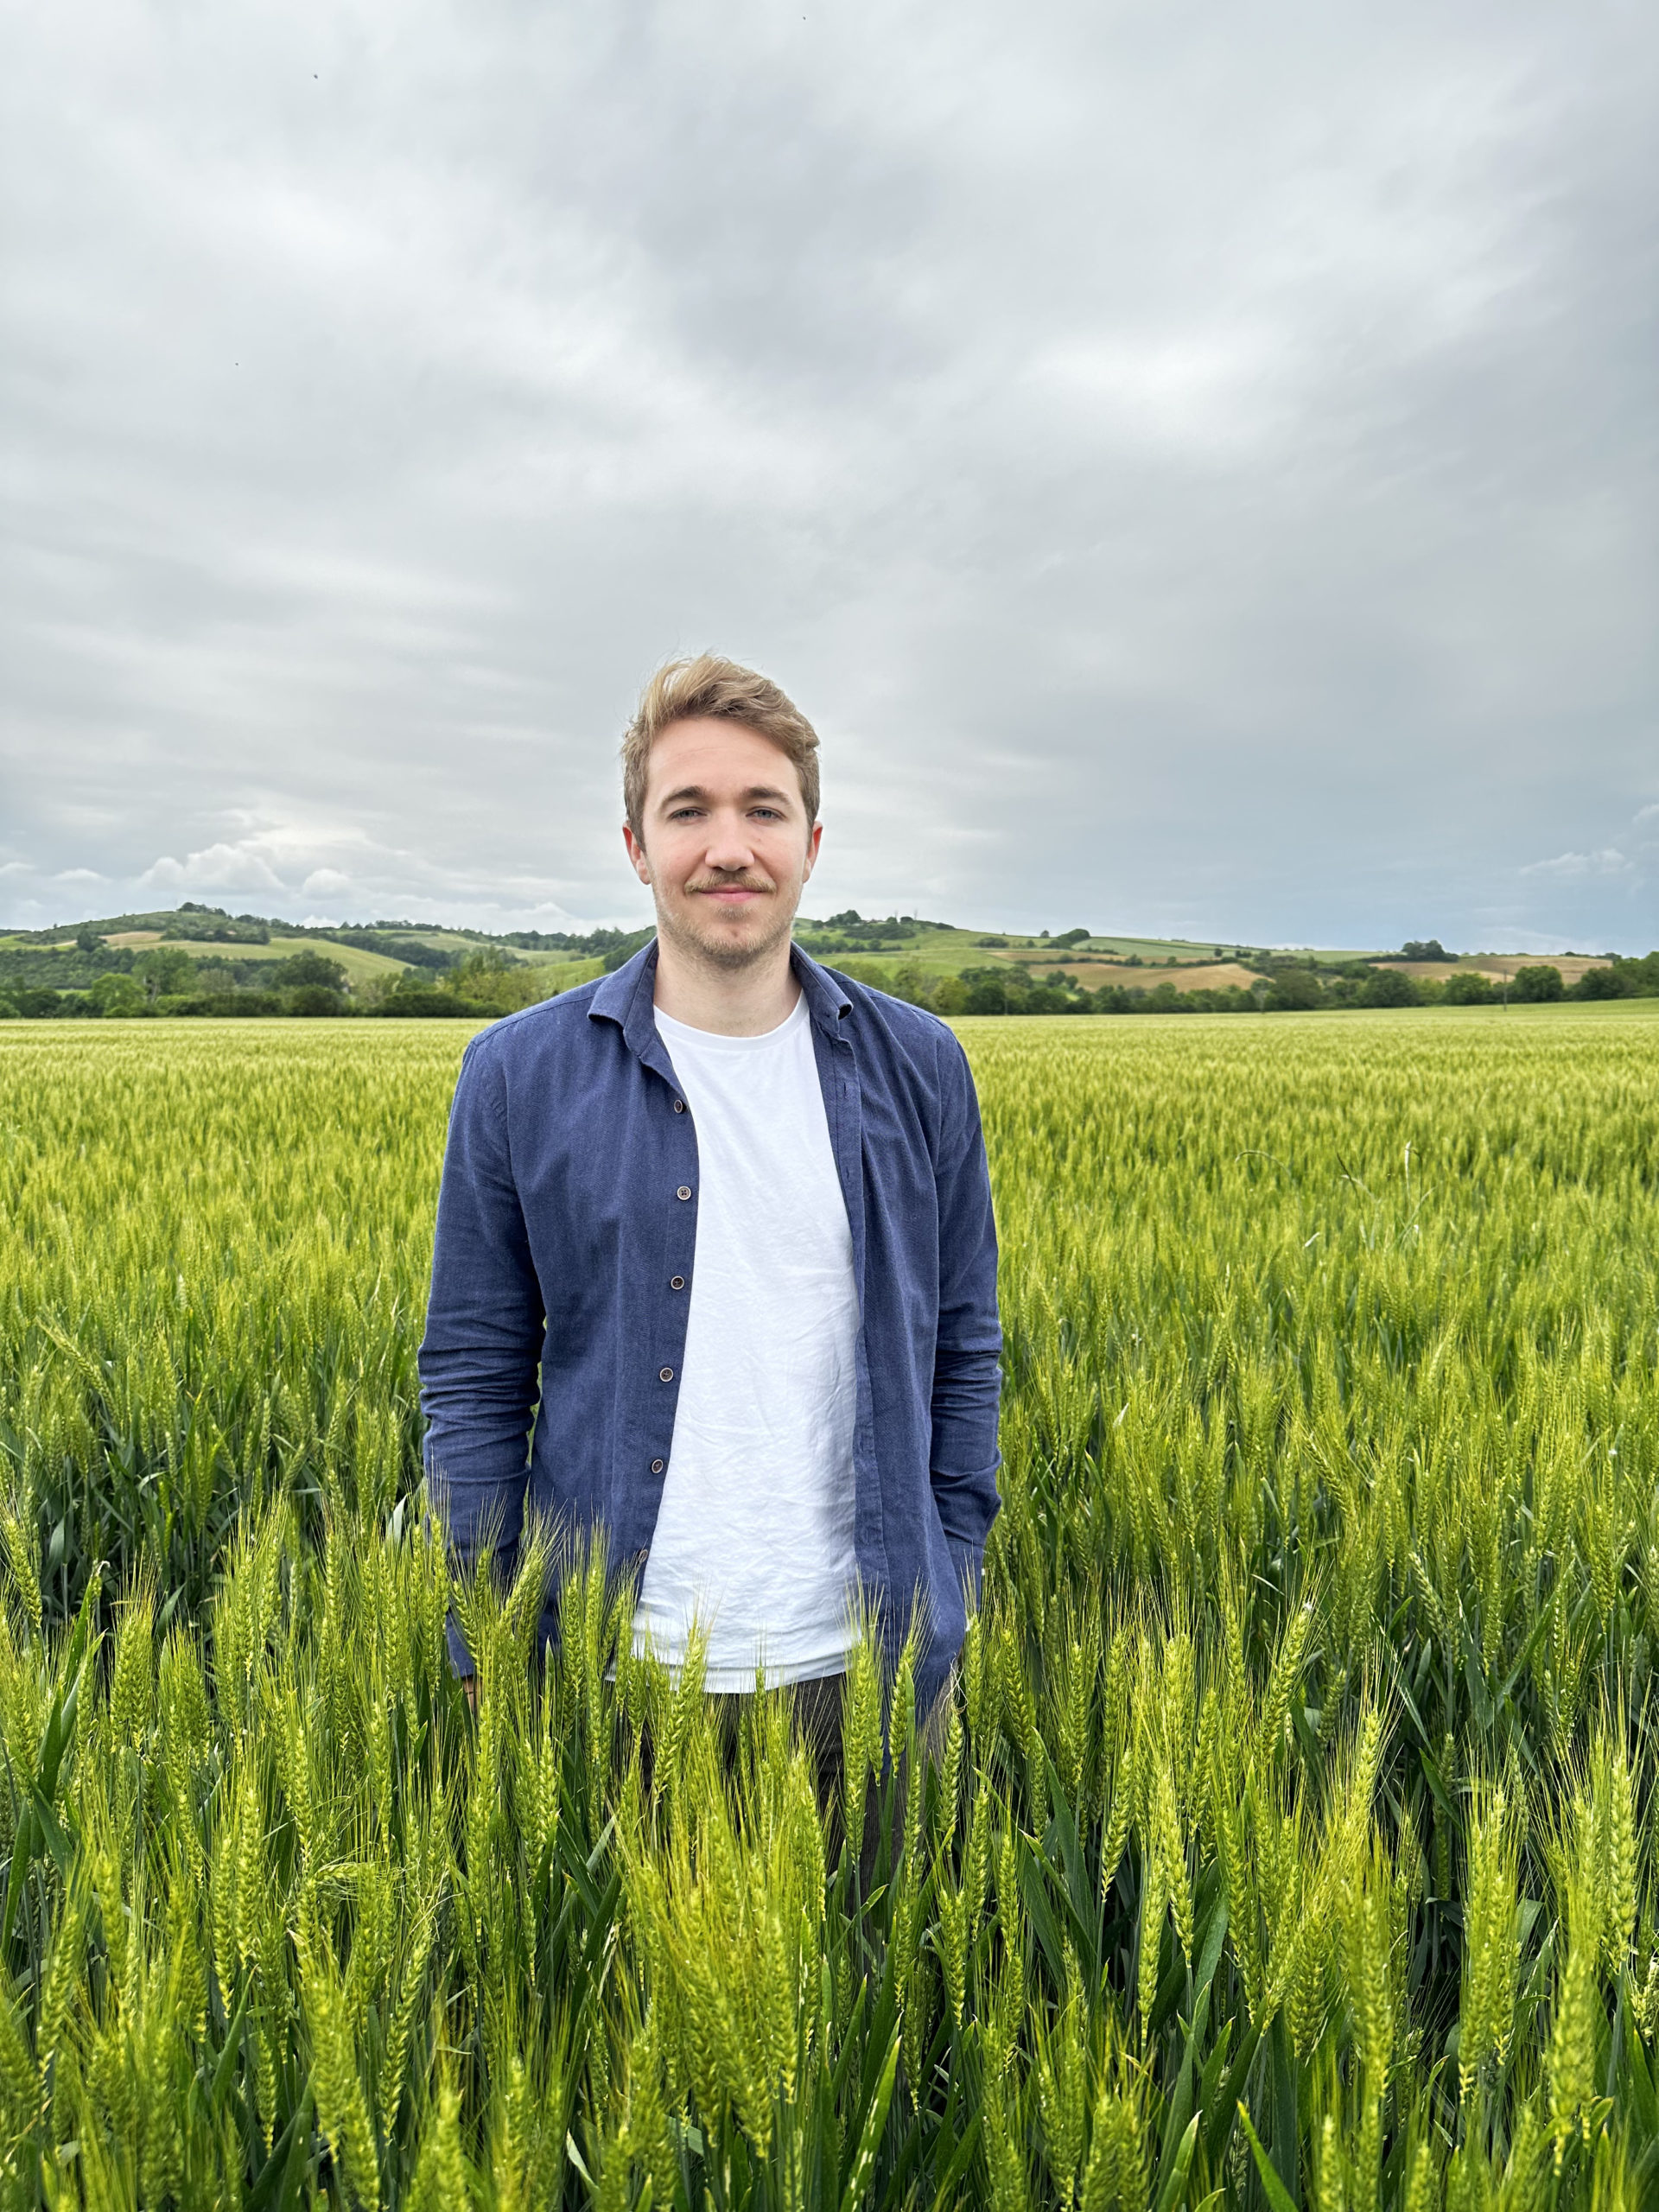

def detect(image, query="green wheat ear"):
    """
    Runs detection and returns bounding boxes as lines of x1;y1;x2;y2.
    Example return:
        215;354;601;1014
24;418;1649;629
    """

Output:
1459;1777;1521;2103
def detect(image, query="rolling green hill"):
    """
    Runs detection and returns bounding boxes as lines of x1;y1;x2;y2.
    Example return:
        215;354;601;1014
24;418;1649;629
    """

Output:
3;903;1362;982
1;903;1646;1021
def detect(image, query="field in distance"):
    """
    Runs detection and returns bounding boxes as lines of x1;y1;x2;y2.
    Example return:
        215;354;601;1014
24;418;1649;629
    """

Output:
1;904;1625;997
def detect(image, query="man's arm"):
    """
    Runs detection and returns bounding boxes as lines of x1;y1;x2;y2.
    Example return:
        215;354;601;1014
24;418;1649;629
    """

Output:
929;1032;1003;1600
418;1038;545;1675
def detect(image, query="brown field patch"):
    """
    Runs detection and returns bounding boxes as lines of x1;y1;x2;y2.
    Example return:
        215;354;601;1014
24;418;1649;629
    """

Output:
103;930;165;947
1390;956;1612;987
1468;955;1613;987
1031;959;1262;994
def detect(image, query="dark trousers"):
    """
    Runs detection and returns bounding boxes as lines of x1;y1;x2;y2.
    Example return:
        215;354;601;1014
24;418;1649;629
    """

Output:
693;1671;950;1892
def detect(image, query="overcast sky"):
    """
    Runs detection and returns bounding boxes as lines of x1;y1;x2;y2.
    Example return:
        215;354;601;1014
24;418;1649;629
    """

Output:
3;0;1655;950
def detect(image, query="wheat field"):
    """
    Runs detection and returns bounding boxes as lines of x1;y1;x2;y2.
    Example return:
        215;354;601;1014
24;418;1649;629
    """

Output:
1;1002;1656;2209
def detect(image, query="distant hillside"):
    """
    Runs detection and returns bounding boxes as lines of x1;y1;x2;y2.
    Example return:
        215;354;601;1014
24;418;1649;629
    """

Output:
1;903;1650;1020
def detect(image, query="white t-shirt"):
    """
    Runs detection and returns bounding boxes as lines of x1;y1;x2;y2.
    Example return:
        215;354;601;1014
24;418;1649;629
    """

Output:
633;992;860;1689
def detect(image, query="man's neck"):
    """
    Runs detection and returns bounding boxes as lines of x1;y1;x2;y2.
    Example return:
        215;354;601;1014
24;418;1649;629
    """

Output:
652;932;803;1036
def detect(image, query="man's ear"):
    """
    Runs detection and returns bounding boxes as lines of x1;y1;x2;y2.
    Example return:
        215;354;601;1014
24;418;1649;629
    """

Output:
623;823;652;887
802;820;823;880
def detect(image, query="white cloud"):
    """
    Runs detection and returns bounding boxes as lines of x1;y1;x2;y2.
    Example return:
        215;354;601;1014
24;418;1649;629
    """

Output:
53;867;106;883
138;821;397;899
142;844;289;894
110;816;621;931
1635;804;1659;827
1519;848;1633;880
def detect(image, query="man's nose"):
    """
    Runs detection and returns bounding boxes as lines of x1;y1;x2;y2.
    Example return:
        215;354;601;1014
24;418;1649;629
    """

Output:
703;814;756;870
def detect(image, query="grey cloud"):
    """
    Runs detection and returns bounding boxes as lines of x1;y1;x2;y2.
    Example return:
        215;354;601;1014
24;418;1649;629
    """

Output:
3;0;1655;948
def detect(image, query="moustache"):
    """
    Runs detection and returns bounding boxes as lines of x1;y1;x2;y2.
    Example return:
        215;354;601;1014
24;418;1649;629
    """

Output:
686;874;776;894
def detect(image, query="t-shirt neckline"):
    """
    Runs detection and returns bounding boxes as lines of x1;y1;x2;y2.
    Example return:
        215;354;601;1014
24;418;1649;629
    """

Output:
653;991;810;1050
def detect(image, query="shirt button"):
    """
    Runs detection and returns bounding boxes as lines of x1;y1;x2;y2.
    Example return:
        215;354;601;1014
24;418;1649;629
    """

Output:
673;1098;686;1113
676;1185;691;1200
650;1459;664;1474
670;1275;684;1291
658;1366;674;1382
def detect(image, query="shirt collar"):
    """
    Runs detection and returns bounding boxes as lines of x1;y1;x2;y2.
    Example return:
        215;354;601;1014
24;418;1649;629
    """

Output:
589;935;854;1053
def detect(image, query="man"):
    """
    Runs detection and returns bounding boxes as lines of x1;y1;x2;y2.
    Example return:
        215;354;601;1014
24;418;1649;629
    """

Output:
418;654;1001;1789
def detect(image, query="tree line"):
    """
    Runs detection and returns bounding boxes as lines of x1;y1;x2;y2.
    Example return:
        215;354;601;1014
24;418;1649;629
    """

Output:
6;947;1656;1021
830;951;1659;1019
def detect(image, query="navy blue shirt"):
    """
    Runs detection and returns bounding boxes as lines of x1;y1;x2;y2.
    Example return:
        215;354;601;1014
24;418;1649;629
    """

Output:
418;938;1002;1717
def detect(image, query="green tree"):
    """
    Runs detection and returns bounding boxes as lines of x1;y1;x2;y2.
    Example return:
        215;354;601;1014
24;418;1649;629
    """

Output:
1511;963;1564;1002
885;962;932;1007
1572;963;1629;1000
1443;970;1497;1005
1360;968;1418;1008
75;923;99;953
90;972;147;1017
268;950;349;993
135;947;198;999
289;983;346;1016
1266;967;1325;1011
599;926;656;973
441;948;549;1016
376;979;480;1017
931;976;969;1014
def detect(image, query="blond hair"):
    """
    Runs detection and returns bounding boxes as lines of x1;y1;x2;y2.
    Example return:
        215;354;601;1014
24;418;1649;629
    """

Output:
621;655;821;836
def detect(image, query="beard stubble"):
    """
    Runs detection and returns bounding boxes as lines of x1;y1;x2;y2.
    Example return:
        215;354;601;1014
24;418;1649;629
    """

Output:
654;875;798;973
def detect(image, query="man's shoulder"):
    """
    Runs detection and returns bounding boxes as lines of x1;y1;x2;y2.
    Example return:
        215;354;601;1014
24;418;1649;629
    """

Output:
816;965;966;1078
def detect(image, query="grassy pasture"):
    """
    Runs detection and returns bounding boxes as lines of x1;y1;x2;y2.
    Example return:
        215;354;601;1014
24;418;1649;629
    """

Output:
149;938;412;988
0;1004;1656;2207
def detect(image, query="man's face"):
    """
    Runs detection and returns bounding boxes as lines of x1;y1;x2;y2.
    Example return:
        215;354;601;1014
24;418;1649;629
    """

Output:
624;716;822;969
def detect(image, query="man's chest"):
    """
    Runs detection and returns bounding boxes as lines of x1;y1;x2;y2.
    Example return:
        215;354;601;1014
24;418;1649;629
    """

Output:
502;1045;939;1310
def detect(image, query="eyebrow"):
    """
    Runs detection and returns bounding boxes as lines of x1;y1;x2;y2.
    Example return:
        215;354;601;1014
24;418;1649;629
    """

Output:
658;783;792;806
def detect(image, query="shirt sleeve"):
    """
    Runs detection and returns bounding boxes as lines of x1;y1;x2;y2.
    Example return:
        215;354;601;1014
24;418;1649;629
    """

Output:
928;1029;1003;1564
417;1037;545;1659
